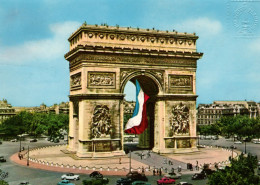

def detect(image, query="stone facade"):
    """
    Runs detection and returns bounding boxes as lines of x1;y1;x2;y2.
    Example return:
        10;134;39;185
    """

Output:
0;99;16;124
65;23;203;157
197;101;259;125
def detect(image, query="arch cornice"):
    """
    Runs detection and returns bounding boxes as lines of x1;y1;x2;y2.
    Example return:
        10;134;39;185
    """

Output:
120;69;164;94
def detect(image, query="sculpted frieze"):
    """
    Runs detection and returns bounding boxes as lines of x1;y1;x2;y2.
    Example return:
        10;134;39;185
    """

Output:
91;105;112;139
169;103;190;136
88;72;115;89
72;53;196;67
70;72;81;89
168;75;193;92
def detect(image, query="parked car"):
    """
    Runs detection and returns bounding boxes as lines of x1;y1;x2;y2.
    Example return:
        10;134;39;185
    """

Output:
61;173;79;180
0;156;6;162
157;177;175;184
19;182;31;185
177;182;193;185
126;171;148;181
10;139;17;142
89;171;103;178
191;173;206;180
29;138;37;142
116;177;133;185
132;181;151;185
234;141;242;144
164;172;181;179
57;180;75;185
54;138;60;143
201;168;215;176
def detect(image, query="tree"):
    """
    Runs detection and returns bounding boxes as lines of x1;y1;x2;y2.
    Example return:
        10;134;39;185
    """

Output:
207;153;259;185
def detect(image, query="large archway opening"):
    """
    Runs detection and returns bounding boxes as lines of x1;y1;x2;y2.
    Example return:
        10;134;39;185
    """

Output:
123;75;159;150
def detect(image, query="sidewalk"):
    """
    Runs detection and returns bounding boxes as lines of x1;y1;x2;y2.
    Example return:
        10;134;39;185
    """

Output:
10;145;238;176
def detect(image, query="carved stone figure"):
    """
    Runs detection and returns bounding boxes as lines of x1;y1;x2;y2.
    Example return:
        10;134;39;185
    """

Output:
88;72;115;87
70;73;81;87
91;105;112;138
169;103;190;135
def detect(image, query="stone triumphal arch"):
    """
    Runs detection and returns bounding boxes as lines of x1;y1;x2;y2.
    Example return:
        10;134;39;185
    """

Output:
65;23;203;157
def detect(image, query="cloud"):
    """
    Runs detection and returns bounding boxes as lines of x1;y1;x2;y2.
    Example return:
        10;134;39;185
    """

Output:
175;17;222;36
0;21;81;65
249;37;260;52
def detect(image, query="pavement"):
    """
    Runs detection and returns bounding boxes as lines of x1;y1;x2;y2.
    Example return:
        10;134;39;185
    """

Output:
10;144;239;176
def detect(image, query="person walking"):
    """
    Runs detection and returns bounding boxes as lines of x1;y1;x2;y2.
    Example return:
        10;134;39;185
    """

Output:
119;157;121;164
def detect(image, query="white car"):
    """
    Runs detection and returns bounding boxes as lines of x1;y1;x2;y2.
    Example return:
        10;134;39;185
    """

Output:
61;173;80;180
253;141;260;144
10;139;17;142
234;141;242;144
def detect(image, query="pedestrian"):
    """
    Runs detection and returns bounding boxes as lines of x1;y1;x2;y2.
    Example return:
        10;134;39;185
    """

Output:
178;165;182;172
171;167;174;173
159;168;162;176
165;168;168;173
119;157;121;164
142;166;145;174
153;169;156;176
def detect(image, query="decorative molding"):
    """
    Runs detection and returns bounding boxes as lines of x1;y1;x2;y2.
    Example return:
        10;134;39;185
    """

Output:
120;68;164;88
168;75;193;93
70;72;81;90
90;105;112;139
88;72;116;89
169;103;190;136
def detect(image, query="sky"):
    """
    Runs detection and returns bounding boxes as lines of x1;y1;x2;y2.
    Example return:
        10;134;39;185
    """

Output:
0;0;260;107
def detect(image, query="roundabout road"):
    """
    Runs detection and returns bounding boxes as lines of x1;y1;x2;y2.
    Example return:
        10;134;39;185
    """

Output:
0;138;238;185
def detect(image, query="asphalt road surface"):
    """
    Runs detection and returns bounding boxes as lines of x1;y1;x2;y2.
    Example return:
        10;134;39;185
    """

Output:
1;136;259;185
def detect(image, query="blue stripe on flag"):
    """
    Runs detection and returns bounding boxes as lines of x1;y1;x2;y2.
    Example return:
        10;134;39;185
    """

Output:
132;80;141;117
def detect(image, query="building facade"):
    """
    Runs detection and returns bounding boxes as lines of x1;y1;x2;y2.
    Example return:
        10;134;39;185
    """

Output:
197;101;260;125
0;99;16;124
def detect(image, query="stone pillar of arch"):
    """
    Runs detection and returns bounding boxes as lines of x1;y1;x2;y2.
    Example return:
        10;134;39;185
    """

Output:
65;23;203;157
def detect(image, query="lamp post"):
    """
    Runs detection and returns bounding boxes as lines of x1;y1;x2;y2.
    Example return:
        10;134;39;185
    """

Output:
244;140;247;154
27;145;29;166
230;145;234;159
129;150;132;172
19;136;22;152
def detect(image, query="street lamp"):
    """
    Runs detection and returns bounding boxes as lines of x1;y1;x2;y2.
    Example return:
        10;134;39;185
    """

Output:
230;145;234;159
129;150;132;172
27;145;29;166
19;135;22;152
244;139;247;154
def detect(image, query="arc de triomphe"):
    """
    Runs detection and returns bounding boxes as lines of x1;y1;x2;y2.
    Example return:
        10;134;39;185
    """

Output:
64;23;203;158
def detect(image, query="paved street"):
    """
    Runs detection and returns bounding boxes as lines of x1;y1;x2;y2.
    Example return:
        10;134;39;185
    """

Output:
0;137;259;185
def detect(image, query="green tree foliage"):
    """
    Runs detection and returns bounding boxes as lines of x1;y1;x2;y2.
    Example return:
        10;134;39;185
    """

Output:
0;111;68;138
207;153;259;185
198;115;260;140
0;180;9;185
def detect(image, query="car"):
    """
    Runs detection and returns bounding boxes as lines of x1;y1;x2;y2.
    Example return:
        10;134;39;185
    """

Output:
234;141;242;144
253;141;260;144
157;177;176;184
191;173;206;180
61;173;80;180
131;181;151;185
201;168;215;176
54;138;60;143
177;182;193;185
57;180;75;185
29;138;37;142
0;156;6;162
10;139;17;142
116;177;133;185
126;171;148;181
164;172;182;179
83;177;109;185
0;141;2;144
89;171;103;178
19;182;31;185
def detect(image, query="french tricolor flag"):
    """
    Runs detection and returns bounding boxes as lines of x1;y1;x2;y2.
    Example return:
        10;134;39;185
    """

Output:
124;80;149;134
